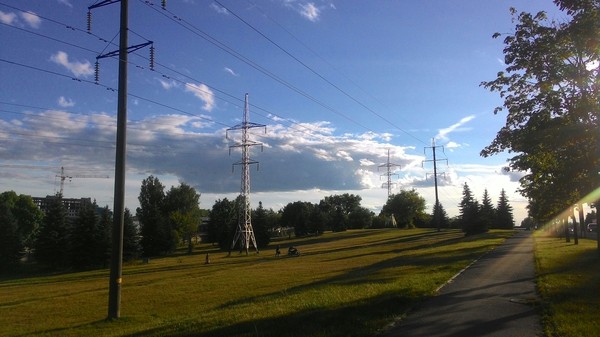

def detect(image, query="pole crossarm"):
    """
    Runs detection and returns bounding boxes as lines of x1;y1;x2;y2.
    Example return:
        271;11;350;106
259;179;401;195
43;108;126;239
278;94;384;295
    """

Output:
96;41;153;60
88;0;121;10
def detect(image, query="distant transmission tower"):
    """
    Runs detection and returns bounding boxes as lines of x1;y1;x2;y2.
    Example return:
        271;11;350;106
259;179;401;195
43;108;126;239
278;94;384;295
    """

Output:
226;94;266;255
378;149;401;198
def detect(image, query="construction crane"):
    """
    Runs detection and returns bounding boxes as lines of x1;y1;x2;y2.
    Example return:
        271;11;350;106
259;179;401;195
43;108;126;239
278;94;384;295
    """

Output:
55;166;109;196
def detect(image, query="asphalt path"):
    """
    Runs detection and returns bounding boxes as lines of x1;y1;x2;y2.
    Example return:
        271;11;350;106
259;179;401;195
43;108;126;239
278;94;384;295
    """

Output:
381;231;542;337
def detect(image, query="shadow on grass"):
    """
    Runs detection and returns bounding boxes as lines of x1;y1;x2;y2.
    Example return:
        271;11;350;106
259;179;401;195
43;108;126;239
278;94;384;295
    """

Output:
123;290;419;337
217;234;500;311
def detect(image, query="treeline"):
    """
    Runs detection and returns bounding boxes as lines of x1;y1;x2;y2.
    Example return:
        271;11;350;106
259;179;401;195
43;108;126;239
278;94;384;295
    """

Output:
458;184;514;235
0;177;517;273
0;191;140;272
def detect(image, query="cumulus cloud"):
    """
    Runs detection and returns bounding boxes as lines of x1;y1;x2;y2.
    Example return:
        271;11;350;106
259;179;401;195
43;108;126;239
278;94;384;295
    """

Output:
2;108;427;195
0;10;17;25
57;96;75;107
184;83;215;111
159;78;178;90
50;51;94;78
300;3;320;21
20;11;41;28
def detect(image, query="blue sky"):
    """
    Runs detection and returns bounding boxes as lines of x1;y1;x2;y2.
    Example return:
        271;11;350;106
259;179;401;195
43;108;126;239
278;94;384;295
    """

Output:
0;0;567;223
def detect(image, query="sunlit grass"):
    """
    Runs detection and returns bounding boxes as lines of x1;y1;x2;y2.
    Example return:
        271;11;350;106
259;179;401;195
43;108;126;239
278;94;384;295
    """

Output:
0;229;513;337
534;234;600;337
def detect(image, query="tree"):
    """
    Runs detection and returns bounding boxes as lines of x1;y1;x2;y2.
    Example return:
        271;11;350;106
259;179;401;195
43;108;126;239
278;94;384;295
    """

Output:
348;207;374;229
123;208;141;261
480;189;496;229
480;2;599;230
281;201;317;236
207;198;238;250
521;216;537;230
431;202;450;229
164;183;201;254
70;200;106;269
495;189;515;229
34;195;69;268
0;191;44;253
381;189;426;229
319;194;362;232
137;175;172;256
0;201;22;271
96;206;112;265
251;202;272;248
459;183;485;236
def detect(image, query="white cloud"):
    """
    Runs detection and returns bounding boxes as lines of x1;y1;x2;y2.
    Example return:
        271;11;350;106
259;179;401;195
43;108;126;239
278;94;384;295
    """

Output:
436;114;475;142
300;3;320;21
50;51;93;77
446;141;459;148
210;3;228;15
1;108;532;224
57;96;75;107
184;83;215;111
57;0;73;8
224;67;239;76
159;79;178;90
20;11;41;29
0;10;17;25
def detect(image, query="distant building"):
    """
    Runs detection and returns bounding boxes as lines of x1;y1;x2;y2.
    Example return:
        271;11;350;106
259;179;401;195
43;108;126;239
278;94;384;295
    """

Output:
32;195;92;219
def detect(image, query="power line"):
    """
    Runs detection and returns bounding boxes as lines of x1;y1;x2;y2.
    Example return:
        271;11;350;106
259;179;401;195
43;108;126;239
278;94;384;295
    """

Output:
138;0;375;133
0;5;378;147
218;0;427;145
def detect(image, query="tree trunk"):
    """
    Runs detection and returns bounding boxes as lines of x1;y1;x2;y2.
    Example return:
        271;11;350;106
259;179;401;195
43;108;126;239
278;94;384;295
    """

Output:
564;216;570;243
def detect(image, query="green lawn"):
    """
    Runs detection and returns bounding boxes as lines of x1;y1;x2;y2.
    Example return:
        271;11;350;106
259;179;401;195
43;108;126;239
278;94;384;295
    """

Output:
1;229;513;337
534;233;600;337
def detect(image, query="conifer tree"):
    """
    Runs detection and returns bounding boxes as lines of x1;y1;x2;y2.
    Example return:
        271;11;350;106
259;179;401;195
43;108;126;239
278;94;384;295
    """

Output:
459;183;485;236
70;200;102;269
123;208;141;261
0;202;22;271
495;189;515;229
431;201;450;229
480;189;496;230
35;195;69;268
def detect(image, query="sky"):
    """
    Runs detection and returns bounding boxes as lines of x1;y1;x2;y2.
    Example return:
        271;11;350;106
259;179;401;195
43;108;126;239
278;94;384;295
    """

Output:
0;0;569;224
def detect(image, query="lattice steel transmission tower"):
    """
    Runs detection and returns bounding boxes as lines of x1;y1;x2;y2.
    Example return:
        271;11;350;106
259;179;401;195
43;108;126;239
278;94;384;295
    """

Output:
378;149;401;199
226;94;266;255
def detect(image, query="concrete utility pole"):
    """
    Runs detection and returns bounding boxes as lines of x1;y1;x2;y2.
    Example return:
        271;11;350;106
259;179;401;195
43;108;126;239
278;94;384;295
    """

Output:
226;94;266;255
423;139;448;232
88;0;153;319
378;149;400;199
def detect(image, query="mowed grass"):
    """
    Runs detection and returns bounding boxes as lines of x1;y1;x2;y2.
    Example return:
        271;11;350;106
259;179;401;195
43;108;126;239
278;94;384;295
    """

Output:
534;234;600;337
1;229;513;337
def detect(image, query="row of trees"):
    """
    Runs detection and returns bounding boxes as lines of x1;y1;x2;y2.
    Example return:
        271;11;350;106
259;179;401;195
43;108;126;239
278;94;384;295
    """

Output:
480;0;599;246
1;179;516;271
459;184;514;235
0;191;140;271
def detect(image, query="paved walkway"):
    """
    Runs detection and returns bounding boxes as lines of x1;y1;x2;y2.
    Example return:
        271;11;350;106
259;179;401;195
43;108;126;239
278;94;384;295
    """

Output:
382;231;542;337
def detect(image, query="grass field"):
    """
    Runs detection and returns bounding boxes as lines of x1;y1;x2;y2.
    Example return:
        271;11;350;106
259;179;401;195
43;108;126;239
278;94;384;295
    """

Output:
534;233;600;337
1;229;513;337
